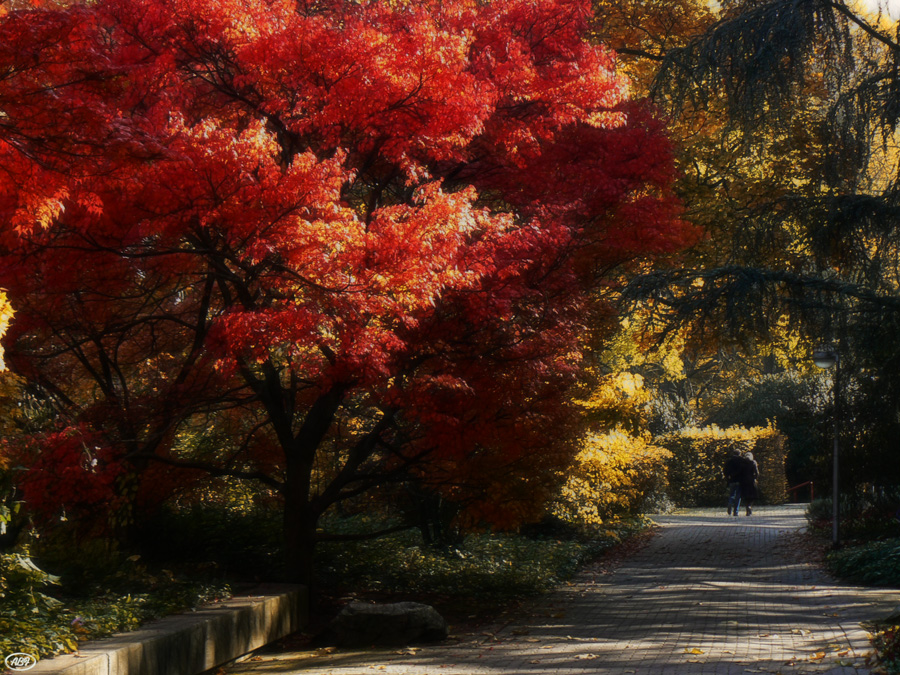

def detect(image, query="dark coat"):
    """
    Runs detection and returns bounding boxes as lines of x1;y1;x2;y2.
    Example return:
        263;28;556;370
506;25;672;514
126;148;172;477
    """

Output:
739;457;759;500
723;455;743;483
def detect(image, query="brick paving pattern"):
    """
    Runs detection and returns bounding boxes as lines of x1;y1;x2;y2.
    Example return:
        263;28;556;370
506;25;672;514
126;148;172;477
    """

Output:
226;505;899;674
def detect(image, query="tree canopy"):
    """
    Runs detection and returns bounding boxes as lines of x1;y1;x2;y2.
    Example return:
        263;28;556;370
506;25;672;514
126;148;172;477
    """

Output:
0;0;695;582
624;0;900;489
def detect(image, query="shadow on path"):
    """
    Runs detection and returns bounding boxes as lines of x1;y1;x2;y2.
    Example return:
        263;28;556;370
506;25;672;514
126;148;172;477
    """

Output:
227;505;898;674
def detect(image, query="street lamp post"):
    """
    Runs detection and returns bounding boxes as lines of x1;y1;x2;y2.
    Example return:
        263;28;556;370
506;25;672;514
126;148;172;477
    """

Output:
812;348;840;549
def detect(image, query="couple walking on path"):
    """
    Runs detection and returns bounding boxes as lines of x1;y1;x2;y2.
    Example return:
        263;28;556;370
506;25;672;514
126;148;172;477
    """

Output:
724;447;758;516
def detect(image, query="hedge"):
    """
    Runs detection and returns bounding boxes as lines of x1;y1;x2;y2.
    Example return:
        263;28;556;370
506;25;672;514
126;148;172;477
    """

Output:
658;424;787;507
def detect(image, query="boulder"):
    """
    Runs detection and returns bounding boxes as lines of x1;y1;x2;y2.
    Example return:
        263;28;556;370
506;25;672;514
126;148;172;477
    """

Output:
327;601;448;647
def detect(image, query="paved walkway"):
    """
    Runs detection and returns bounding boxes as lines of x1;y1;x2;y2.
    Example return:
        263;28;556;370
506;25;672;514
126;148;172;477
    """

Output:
226;505;899;674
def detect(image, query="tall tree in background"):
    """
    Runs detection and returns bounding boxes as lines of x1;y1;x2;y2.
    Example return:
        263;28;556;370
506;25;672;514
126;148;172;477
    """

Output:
626;0;900;490
0;0;695;583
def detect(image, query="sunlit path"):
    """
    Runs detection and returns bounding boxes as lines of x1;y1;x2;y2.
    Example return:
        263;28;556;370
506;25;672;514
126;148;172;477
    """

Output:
226;505;898;674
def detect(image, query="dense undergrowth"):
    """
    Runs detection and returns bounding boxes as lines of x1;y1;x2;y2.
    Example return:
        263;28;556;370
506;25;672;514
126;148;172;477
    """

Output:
316;516;649;601
0;548;230;661
2;507;649;663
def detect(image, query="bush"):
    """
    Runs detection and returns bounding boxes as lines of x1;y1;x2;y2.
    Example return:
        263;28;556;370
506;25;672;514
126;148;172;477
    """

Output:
807;491;900;541
315;517;648;600
702;371;824;488
135;504;283;579
806;497;834;526
826;539;900;587
551;429;670;531
658;424;787;506
0;550;230;661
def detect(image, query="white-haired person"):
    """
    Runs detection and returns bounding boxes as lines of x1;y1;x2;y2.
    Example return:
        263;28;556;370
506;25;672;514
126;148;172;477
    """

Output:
740;452;759;516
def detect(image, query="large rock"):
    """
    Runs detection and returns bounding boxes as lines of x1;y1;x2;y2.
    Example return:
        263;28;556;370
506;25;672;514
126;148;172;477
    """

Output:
327;601;448;647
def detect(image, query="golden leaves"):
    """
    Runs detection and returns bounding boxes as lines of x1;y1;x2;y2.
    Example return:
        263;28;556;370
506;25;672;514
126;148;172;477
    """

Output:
0;289;12;372
552;425;670;529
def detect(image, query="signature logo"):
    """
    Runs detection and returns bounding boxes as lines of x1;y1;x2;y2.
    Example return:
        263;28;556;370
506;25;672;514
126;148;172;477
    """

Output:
4;653;38;671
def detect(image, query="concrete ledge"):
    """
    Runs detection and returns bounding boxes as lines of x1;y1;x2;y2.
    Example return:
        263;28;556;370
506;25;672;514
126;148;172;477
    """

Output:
28;584;307;675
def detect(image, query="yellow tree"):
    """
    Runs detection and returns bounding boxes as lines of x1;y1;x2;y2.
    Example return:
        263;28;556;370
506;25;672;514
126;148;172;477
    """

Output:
624;0;900;493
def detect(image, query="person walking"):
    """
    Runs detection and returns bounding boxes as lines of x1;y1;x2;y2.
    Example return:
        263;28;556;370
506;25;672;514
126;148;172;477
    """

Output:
740;451;759;516
723;448;744;516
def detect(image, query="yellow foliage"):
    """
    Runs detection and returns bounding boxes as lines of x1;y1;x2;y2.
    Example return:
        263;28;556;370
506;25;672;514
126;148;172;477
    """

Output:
658;423;787;506
577;370;654;435
599;320;685;381
552;428;670;529
0;290;11;372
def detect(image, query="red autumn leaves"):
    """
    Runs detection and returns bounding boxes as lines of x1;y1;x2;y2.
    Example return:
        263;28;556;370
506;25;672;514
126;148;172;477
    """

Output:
0;0;696;554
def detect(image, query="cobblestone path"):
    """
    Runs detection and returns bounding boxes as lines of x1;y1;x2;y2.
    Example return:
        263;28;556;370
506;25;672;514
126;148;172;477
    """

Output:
226;505;898;674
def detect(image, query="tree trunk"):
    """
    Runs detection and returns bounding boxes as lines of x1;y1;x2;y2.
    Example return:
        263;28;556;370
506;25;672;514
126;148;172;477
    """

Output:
283;451;317;589
280;383;349;588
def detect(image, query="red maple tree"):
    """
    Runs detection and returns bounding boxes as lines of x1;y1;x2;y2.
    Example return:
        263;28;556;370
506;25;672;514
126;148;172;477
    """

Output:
0;0;695;582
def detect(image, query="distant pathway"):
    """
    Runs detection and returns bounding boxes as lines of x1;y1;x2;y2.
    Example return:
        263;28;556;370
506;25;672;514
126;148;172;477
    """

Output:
227;505;898;674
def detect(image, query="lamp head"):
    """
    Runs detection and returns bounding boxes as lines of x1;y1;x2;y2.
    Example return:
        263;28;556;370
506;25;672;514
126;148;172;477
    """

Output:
812;348;838;369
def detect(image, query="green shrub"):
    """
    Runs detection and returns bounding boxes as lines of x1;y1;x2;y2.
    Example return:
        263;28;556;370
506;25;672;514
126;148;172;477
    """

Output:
806;497;833;527
826;539;900;587
0;550;230;661
807;493;900;541
134;504;283;579
316;516;647;600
